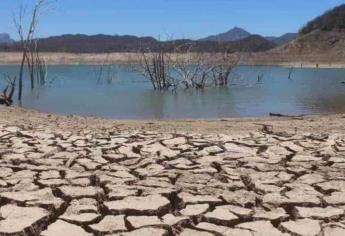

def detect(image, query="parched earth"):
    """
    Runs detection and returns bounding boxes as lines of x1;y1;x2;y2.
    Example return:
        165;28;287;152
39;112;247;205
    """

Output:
1;122;345;236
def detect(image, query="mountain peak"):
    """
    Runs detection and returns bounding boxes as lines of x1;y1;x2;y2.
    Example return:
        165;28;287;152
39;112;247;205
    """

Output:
201;27;251;42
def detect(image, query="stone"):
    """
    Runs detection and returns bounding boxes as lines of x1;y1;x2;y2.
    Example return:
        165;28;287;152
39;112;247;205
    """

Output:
90;215;127;233
280;219;321;236
41;220;92;236
0;205;49;235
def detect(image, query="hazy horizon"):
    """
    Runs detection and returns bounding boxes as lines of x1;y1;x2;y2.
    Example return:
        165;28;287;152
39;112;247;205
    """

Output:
0;0;344;40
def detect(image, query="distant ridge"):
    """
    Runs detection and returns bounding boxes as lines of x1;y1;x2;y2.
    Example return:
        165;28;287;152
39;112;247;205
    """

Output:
0;33;14;44
0;33;276;53
201;27;296;46
200;27;251;42
265;33;298;46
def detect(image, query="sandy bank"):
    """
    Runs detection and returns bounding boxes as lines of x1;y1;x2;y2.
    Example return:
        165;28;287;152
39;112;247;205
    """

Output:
1;52;345;68
1;106;345;135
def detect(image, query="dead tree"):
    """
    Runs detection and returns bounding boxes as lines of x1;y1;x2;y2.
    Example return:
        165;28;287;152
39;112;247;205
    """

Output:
0;76;17;106
288;66;294;80
138;48;173;91
95;53;117;85
210;51;240;87
13;0;51;101
170;44;214;89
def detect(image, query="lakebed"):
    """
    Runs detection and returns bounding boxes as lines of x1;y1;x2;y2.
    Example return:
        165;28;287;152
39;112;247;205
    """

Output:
1;106;345;235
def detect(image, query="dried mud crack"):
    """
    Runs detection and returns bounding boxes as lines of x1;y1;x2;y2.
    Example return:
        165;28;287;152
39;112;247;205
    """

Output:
1;120;345;236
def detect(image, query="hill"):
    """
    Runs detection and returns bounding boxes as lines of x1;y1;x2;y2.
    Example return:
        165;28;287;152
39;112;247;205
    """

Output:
0;33;14;45
265;33;298;46
272;30;345;56
201;27;296;45
0;34;276;53
200;27;251;42
300;4;345;35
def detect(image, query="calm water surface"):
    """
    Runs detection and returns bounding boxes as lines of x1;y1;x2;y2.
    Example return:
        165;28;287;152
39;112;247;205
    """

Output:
1;65;345;119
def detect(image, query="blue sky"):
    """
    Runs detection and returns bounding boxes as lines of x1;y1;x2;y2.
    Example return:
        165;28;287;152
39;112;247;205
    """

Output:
1;0;344;39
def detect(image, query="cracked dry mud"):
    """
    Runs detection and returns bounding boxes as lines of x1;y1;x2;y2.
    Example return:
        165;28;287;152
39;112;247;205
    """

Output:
1;123;345;236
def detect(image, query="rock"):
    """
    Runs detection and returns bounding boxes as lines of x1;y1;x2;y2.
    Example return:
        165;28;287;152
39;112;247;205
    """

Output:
280;219;321;236
41;220;92;236
295;206;344;219
90;215;127;233
0;204;49;235
105;195;170;215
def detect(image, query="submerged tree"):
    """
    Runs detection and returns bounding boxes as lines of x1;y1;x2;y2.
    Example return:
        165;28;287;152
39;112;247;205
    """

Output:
138;47;175;91
135;39;241;91
13;0;52;101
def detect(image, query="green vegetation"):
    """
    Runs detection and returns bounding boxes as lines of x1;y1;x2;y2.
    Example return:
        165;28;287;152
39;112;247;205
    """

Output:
300;4;345;35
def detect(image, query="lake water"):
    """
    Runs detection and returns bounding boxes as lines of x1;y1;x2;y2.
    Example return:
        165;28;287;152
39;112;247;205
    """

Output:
1;64;345;119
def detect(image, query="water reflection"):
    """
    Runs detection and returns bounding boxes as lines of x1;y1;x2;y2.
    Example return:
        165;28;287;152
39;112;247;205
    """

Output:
0;65;345;119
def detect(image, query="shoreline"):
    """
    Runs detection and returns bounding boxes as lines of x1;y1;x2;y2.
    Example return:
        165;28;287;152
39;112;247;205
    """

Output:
1;52;345;68
1;106;345;135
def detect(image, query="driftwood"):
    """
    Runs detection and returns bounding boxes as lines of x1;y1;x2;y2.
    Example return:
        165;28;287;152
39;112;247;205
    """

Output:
269;113;304;119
